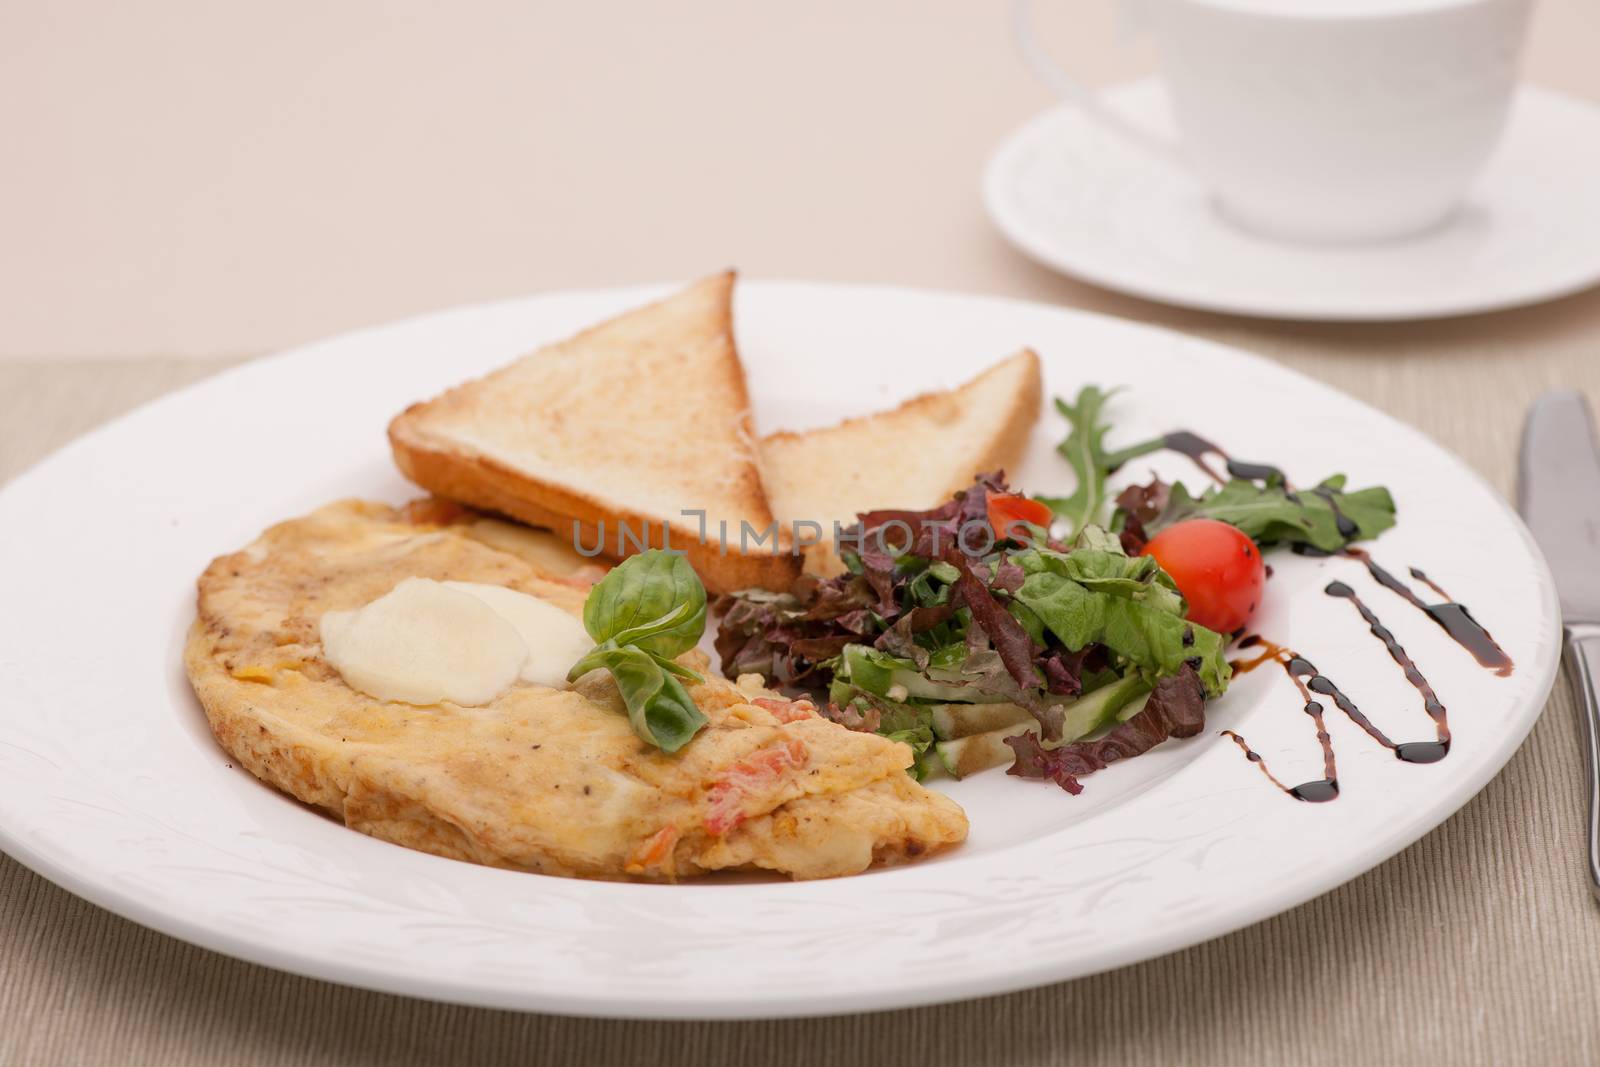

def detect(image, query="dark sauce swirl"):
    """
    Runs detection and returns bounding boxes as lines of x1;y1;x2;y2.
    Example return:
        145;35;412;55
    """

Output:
1341;548;1512;677
1326;580;1450;763
1225;581;1456;800
1147;431;1513;801
1160;431;1288;487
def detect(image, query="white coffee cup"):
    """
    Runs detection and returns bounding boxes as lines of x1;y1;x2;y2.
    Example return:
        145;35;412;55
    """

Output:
1016;0;1535;243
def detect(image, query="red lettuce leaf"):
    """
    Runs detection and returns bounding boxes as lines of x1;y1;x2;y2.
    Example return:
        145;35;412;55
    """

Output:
1004;665;1206;792
943;545;1038;691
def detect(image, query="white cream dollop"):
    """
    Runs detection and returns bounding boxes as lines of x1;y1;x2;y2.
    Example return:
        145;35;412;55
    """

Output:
320;577;595;706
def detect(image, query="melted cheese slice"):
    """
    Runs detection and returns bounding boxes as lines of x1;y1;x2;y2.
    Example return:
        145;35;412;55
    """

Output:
320;577;593;705
443;580;594;688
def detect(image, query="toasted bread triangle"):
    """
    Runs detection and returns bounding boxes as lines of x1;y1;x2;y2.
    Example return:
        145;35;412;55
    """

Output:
389;272;797;593
761;349;1043;574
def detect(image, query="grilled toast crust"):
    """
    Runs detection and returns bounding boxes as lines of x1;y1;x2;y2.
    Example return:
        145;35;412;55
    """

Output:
389;425;800;593
760;349;1043;574
388;272;798;594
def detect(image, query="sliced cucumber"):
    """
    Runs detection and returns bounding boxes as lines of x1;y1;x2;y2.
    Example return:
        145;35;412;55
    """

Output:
839;644;1010;704
1057;674;1149;741
936;723;1034;779
934;674;1153;780
1113;692;1151;725
929;702;1032;740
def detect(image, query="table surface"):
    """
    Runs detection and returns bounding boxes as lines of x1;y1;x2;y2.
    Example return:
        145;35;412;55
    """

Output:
6;1;1600;1064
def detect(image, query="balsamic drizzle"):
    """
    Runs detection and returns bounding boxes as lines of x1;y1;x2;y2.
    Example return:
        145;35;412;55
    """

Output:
1223;580;1457;800
1160;431;1288;487
1224;639;1339;802
1342;548;1513;677
1408;567;1451;601
1326;581;1450;764
1146;431;1514;800
1222;730;1338;803
1310;487;1358;540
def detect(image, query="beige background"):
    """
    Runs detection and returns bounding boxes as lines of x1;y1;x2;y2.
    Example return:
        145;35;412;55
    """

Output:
6;1;1600;1065
2;0;1598;359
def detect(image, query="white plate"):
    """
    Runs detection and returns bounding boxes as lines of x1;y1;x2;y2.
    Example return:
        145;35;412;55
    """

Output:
984;82;1600;321
0;282;1560;1017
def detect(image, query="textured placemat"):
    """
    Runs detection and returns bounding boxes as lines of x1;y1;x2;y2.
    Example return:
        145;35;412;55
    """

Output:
2;347;1597;1066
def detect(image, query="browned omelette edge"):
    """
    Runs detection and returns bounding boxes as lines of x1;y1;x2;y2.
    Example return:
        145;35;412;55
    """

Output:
183;503;969;882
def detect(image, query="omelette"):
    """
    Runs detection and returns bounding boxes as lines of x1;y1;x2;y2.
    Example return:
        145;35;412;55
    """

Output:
185;500;968;881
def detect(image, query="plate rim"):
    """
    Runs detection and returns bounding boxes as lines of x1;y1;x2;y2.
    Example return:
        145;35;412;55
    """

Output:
0;280;1563;1017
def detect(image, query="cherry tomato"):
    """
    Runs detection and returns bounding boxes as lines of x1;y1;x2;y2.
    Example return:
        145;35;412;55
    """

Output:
1141;519;1265;633
986;493;1053;543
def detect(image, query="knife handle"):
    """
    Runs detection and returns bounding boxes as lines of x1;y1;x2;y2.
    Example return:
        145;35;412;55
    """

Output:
1564;622;1600;901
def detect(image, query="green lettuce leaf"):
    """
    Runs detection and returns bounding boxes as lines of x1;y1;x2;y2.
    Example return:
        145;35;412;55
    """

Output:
1009;534;1231;696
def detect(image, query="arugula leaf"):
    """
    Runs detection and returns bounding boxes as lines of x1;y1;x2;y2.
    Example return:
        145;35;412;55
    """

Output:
569;550;710;751
1146;476;1396;553
1042;382;1396;554
1313;477;1398;542
1038;387;1163;537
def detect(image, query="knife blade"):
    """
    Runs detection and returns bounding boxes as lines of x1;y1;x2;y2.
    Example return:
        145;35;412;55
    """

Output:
1519;388;1600;901
1519;390;1600;624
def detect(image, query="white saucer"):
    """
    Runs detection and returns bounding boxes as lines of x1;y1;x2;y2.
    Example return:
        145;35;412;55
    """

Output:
984;81;1600;321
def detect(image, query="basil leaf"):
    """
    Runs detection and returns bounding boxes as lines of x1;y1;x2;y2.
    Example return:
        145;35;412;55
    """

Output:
582;550;707;659
579;646;707;753
570;550;711;751
605;599;705;656
653;656;705;682
568;643;704;686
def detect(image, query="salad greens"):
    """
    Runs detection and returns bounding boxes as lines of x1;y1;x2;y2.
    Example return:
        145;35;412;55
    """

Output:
1117;475;1396;555
1044;384;1396;554
711;381;1397;794
1010;540;1229;697
715;474;1232;790
569;550;708;752
1040;387;1163;538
